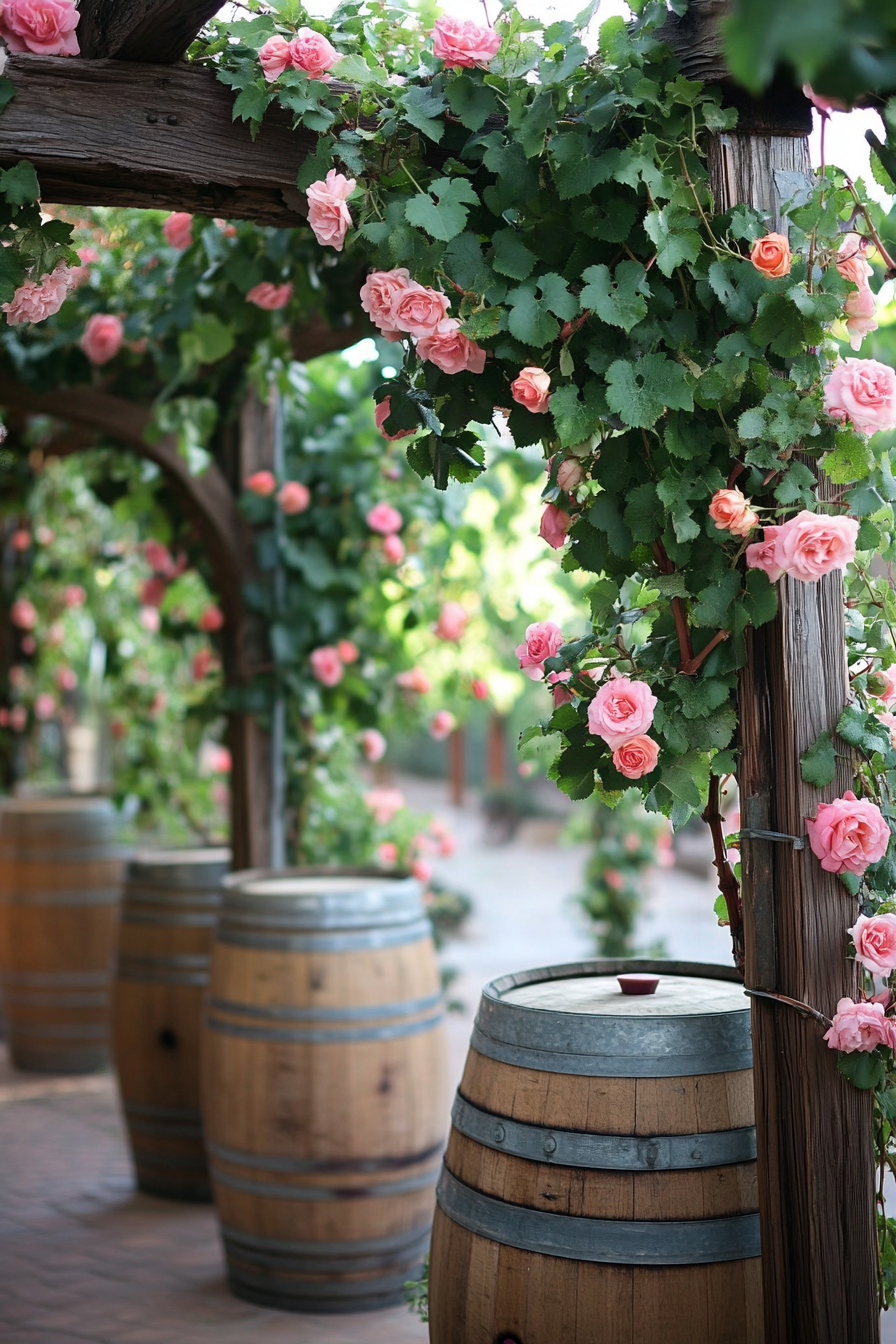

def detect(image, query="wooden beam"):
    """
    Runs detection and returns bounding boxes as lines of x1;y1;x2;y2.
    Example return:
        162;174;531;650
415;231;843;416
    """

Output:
0;55;315;227
77;0;221;64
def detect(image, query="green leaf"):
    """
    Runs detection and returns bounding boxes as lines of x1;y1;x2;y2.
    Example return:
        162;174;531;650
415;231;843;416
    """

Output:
333;53;380;86
624;482;664;541
590;493;634;556
405;177;478;242
549;381;606;446
231;81;273;128
822;431;875;484
491;228;536;280
538;272;578;321
737;407;767;440
401;85;448;141
713;893;730;923
643;205;702;276
179;314;235;369
580;261;649;332
691;570;741;628
296;135;335;191
838;1050;887;1091
0;245;26;305
0;78;15;115
459;306;503;341
445;73;497;131
0;160;40;206
605;354;693;428
800;730;837;787
743;568;778;626
506;280;560;347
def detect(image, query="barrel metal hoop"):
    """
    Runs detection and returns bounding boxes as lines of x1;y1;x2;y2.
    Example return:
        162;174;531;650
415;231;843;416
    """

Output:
0;887;121;907
210;1162;440;1200
469;1025;752;1079
1;969;110;987
132;1151;209;1169
117;954;210;986
122;912;218;928
0;845;127;862
215;917;431;953
7;1022;108;1039
124;885;222;904
221;1222;431;1259
451;1094;757;1171
205;1009;443;1045
2;990;109;1007
436;1167;761;1265
208;991;443;1024
225;1264;417;1301
207;1139;444;1176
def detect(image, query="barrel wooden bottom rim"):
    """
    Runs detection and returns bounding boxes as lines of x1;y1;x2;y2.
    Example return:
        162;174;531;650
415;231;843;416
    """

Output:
436;1166;760;1265
8;1043;109;1074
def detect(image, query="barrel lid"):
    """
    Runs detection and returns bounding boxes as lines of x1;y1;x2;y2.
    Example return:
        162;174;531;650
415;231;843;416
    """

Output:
127;846;231;889
132;847;231;867
473;959;751;1078
220;867;423;930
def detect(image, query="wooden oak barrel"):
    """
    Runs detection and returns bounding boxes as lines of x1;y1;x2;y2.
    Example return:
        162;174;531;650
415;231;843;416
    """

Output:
202;867;448;1314
429;959;762;1344
0;797;124;1073
113;846;231;1201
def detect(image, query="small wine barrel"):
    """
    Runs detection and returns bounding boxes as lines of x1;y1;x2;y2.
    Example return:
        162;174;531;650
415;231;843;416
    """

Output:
430;959;762;1344
202;867;447;1313
113;846;231;1201
0;797;124;1073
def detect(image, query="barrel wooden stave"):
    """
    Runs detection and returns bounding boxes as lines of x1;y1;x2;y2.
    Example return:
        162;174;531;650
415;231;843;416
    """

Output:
202;870;447;1313
113;849;228;1200
0;800;122;1073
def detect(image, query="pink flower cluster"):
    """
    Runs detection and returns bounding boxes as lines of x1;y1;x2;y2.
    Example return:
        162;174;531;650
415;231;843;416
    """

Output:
258;29;339;83
431;15;501;68
245;471;311;514
434;602;467;642
246;282;293;311
396;666;431;695
806;790;890;875
306;170;356;253
3;263;74;327
824;358;896;435
837;235;878;350
366;501;405;564
0;0;79;54
824;998;896;1054
359;268;485;376
588;673;659;780
81;314;124;366
746;510;858;584
309;639;358;688
164;213;193;251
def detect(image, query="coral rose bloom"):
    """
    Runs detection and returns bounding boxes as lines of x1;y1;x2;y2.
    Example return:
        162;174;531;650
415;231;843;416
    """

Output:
382;533;405;563
396;666;431;694
81;314;124;366
824;998;894;1053
806;790;890;875
246;470;277;496
774;510;858;582
848;913;896;975
515;621;564;681
359;268;413;337
416;319;486;375
824;358;896;435
745;526;784;583
431;14;501;67
360;728;387;763
305;170;356;252
258;34;291;82
872;666;896;704
750;232;792;278
247;282;293;310
612;735;660;779
310;645;343;687
278;480;310;515
708;487;758;538
836;234;873;288
10;598;37;630
289;27;339;80
587;674;658;750
163;213;193;251
391;284;451;338
539;502;572;550
435;601;468;642
0;0;79;54
198;605;224;633
3;263;73;326
511;367;551;413
366;502;403;535
556;457;585;492
430;709;457;741
844;281;878;350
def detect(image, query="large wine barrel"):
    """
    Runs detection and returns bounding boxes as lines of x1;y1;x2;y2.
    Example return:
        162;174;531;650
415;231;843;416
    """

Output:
202;867;447;1313
430;959;761;1344
0;797;124;1073
113;846;231;1201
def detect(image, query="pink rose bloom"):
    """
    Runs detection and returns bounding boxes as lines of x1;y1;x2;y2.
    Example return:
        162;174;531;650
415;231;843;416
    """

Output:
8;665;25;687
435;601;467;642
382;533;405;564
10;705;26;732
803;85;850;114
310;645;343;687
848;913;896;975
210;746;231;773
396;666;432;695
746;525;784;583
416;319;486;375
193;648;214;681
430;710;457;741
511;367;551;413
62;584;85;608
258;34;291;82
144;540;173;576
0;708;8;727
359;728;387;763
375;397;415;442
431;14;501;68
55;667;77;692
824;998;893;1053
807;789;891;875
10;598;37;630
377;841;399;865
844;281;878;350
824;359;896;435
708;487;758;538
289;27;339;80
163;213;194;251
391;284;451;338
556;458;585;493
612;735;660;779
246;281;293;311
837;234;873;288
246;470;277;496
279;481;310;514
872;666;896;704
774;510;858;582
876;711;896;747
364;787;405;825
367;502;403;535
198;605;224;633
337;639;358;664
11;529;29;551
587;674;658;749
34;692;56;721
359;268;413;335
306;170;356;252
471;678;488;700
0;0;79;54
548;670;575;706
140;577;166;609
3;263;73;326
81;314;124;366
20;635;35;655
539;502;572;550
140;606;160;633
515;621;564;681
412;857;434;884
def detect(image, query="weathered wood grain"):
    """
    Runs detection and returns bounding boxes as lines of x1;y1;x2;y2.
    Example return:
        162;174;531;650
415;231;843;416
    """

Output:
77;0;221;63
0;55;315;226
